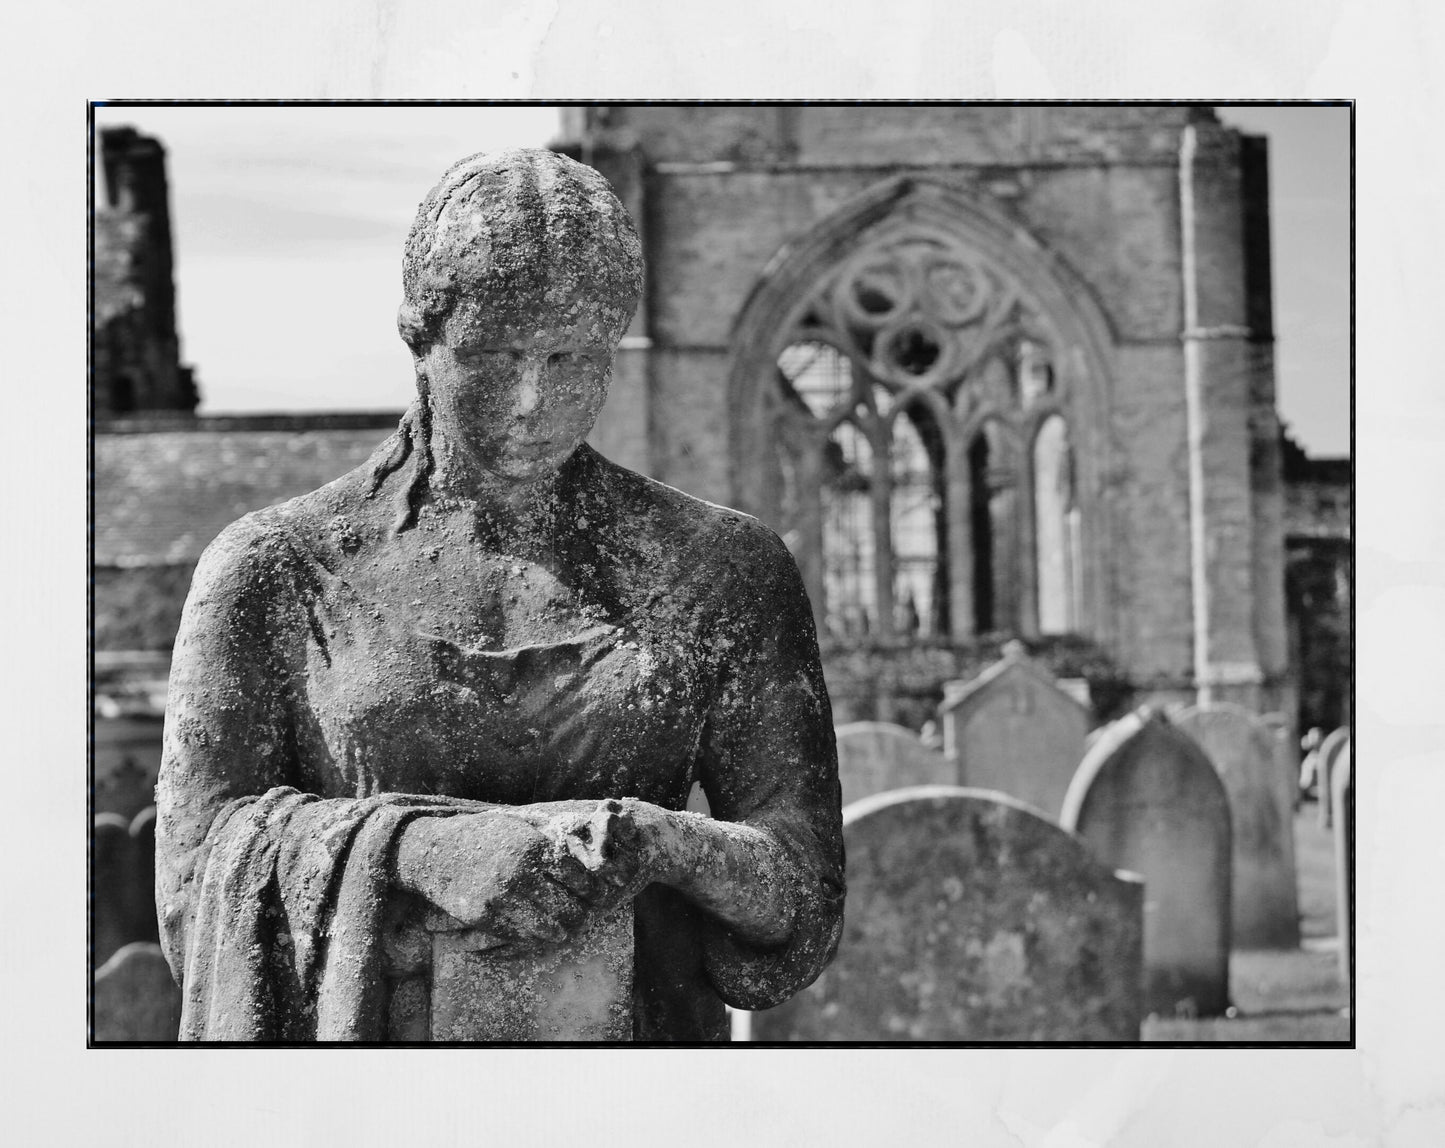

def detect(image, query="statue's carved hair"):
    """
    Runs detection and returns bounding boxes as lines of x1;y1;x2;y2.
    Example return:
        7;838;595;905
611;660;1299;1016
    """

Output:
396;147;643;355
374;148;644;533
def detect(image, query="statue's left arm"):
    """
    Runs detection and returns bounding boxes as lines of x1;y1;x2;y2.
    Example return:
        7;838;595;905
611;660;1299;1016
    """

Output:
627;517;846;1010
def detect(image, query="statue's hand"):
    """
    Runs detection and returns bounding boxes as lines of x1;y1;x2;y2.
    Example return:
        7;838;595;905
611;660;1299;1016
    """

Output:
542;798;665;896
394;812;618;951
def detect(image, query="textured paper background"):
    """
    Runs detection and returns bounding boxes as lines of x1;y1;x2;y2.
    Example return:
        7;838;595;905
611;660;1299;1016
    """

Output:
7;1;1438;1142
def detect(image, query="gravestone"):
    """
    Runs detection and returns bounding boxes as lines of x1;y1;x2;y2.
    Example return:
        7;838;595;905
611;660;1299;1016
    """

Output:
128;807;160;946
93;813;136;967
749;786;1145;1041
1316;727;1351;828
1332;744;1353;988
937;641;1092;820
1175;704;1301;949
834;722;952;808
1060;706;1232;1017
93;942;182;1042
1258;712;1298;808
93;807;162;967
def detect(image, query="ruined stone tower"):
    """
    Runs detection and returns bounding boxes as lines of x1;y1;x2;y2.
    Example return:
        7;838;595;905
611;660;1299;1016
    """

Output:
93;126;199;417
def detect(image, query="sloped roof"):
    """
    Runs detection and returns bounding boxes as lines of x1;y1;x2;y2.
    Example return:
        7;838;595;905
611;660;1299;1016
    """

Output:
94;415;401;565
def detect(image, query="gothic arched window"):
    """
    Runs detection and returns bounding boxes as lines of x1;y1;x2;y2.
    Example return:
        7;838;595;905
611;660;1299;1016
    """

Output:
767;225;1084;642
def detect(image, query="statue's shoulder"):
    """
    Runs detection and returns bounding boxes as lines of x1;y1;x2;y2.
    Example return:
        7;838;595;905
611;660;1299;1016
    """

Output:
203;436;401;577
580;448;796;579
194;453;383;590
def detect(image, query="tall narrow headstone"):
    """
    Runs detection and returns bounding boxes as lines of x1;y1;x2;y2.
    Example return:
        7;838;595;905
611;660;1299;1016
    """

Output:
93;813;133;967
1316;727;1351;828
834;722;952;808
1061;707;1232;1017
749;786;1145;1041
128;806;161;946
1175;704;1301;949
1332;744;1353;989
93;942;182;1042
938;641;1092;820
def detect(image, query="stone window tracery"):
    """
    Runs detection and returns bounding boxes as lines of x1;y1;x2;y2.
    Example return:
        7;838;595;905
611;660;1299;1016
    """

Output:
769;224;1083;642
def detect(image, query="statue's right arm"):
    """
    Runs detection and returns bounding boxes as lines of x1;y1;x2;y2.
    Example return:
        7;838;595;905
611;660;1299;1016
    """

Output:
155;516;302;974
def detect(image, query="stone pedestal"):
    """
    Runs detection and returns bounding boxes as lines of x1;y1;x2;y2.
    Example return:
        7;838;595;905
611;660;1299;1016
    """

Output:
425;904;634;1042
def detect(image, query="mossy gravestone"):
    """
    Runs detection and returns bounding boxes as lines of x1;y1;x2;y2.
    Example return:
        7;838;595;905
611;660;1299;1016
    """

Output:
1061;707;1232;1018
93;943;181;1042
749;786;1144;1041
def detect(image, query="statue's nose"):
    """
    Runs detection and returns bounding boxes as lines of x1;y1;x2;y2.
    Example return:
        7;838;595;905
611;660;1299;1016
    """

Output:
513;359;544;416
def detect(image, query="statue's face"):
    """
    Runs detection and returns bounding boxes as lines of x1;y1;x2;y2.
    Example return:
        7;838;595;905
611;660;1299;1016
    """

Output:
422;296;615;484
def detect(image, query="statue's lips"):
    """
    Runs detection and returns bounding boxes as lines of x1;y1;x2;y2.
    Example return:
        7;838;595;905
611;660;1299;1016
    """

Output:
503;439;557;456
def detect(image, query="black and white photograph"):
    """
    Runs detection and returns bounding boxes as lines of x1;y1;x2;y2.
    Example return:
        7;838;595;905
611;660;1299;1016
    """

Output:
89;101;1351;1047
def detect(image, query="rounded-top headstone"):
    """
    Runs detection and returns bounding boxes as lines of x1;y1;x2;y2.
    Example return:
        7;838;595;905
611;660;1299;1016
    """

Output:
1175;703;1301;949
1331;743;1353;987
93;942;181;1042
750;785;1145;1041
1061;706;1233;1018
833;722;951;808
1316;726;1352;828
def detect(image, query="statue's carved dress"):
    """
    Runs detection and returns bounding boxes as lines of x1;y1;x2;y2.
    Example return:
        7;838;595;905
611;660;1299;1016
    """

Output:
156;441;845;1041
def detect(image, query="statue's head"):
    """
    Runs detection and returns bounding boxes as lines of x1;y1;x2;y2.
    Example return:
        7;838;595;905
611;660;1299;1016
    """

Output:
398;148;644;483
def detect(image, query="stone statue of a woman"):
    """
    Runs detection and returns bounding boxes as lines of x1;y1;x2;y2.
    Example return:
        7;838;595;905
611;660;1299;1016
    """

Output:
155;148;845;1042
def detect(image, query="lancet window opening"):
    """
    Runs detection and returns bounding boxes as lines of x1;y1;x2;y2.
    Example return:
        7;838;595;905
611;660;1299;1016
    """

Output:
769;225;1084;643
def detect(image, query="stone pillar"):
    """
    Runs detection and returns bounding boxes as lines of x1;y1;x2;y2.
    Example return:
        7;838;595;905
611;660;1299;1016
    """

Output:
1240;133;1293;713
1179;123;1264;710
946;436;975;640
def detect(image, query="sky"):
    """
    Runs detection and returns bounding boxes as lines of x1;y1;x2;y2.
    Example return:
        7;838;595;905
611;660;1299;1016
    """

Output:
93;103;1351;456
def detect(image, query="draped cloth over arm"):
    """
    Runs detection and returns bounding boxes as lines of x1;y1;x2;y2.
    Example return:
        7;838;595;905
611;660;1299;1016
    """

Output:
152;516;438;1042
178;789;476;1041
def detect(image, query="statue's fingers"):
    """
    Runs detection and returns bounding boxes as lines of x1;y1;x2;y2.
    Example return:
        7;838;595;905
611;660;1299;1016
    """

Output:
486;888;570;947
545;850;605;902
529;880;590;934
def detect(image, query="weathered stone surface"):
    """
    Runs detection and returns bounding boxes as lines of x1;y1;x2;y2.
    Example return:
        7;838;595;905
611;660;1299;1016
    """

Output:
1175;704;1301;949
750;786;1144;1041
429;903;633;1041
93;942;181;1042
155;148;844;1043
834;722;951;808
1317;726;1351;828
1061;706;1232;1017
1332;743;1353;987
939;640;1091;819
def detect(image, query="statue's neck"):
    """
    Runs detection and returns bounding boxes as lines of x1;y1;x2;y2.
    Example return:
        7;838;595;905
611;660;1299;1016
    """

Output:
427;427;577;541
